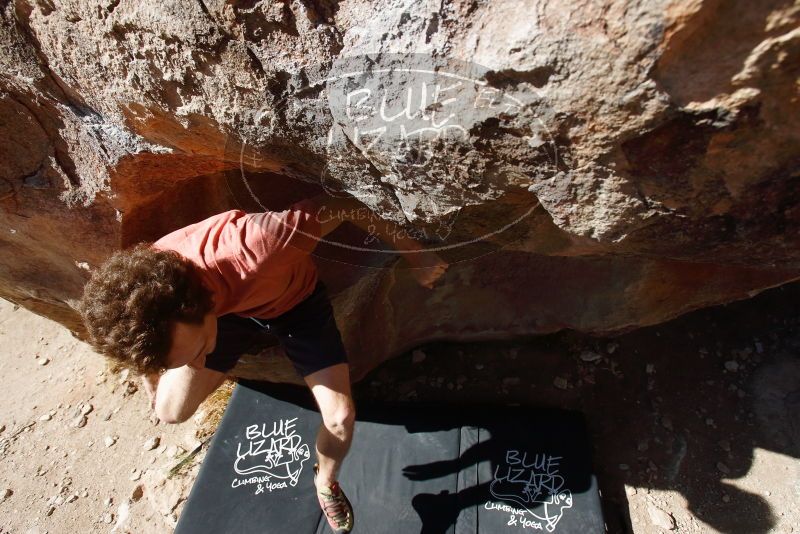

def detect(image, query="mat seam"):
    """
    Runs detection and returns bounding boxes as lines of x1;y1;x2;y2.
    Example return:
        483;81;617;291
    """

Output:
475;425;479;534
456;422;462;534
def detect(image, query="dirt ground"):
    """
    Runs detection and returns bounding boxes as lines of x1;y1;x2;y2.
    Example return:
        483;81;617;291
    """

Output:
0;297;223;534
1;281;799;533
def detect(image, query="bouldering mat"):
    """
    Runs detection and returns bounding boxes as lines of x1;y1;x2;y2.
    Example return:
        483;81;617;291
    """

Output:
175;380;604;533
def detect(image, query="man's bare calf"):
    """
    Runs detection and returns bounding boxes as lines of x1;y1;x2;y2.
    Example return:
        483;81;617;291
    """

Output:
304;363;356;490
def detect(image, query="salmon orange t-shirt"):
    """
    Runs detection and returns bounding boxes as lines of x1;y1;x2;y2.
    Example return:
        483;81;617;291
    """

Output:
150;198;321;319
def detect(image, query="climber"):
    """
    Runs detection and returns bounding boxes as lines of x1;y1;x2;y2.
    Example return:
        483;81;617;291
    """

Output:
77;191;448;534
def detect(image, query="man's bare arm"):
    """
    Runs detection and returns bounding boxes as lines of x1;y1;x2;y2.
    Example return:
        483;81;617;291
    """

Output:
306;193;449;288
309;193;425;251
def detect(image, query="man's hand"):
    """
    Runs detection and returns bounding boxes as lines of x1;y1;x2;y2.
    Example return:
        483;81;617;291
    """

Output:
405;250;449;289
141;372;161;410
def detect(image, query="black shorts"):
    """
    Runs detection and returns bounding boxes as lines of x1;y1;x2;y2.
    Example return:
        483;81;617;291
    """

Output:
204;280;348;377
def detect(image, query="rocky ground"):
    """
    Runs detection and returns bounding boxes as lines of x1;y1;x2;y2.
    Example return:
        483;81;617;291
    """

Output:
0;297;228;534
1;282;799;533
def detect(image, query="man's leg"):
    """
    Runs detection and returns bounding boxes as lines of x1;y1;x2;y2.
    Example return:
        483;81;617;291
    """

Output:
155;365;228;424
303;363;356;490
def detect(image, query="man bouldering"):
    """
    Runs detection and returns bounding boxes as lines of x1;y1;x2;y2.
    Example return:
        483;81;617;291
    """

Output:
77;192;448;533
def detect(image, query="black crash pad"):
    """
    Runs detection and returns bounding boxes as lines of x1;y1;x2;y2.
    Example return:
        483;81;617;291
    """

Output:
175;380;604;533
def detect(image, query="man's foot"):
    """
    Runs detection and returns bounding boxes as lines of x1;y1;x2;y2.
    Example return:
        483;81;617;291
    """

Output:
313;463;354;533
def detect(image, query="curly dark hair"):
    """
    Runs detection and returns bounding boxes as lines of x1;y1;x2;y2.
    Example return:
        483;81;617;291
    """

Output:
77;243;215;375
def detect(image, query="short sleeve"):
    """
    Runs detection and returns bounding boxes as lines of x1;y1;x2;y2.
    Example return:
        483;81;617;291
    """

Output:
242;198;322;267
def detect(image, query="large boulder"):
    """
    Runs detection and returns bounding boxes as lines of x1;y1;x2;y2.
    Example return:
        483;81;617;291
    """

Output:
1;0;798;382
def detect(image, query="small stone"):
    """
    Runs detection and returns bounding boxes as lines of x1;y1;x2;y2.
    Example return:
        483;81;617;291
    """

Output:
706;418;715;426
606;342;619;354
72;415;87;428
81;490;88;498
39;413;52;422
645;363;655;374
722;494;730;503
38;358;50;366
131;484;144;502
411;350;426;364
80;403;93;415
130;470;142;481
637;440;649;452
66;494;78;503
717;462;731;474
118;368;130;382
46;505;56;516
553;377;569;390
724;360;739;372
475;363;484;370
104;497;113;507
619;463;630;471
2;488;12;499
754;341;763;354
647;503;676;530
184;435;202;451
661;417;673;431
104;436;116;448
579;350;602;363
144;436;160;451
103;512;114;524
0;424;5;433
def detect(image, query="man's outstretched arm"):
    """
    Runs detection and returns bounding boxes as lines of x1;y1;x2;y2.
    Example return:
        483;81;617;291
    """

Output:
306;193;449;288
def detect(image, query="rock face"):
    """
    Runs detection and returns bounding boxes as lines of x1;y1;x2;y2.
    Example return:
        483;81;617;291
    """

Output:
1;0;798;383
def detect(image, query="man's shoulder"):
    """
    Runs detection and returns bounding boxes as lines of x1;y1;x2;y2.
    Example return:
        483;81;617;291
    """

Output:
152;210;246;250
